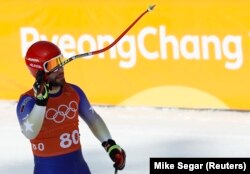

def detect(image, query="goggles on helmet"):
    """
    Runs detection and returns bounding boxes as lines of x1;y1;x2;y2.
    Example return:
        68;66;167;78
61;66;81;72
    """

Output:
43;54;66;72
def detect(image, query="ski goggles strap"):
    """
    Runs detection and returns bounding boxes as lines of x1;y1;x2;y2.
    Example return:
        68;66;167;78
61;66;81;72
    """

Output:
43;54;65;72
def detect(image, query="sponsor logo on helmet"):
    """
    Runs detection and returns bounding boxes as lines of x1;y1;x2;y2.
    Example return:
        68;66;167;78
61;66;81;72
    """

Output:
29;63;43;69
27;58;40;62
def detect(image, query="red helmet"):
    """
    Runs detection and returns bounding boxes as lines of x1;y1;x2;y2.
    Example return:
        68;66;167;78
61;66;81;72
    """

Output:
25;41;61;77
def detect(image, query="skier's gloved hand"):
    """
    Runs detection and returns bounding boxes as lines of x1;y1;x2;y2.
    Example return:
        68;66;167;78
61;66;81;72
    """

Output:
102;139;126;170
33;70;49;106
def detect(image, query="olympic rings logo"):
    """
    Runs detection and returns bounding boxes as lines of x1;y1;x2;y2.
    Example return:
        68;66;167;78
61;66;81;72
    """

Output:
45;101;78;123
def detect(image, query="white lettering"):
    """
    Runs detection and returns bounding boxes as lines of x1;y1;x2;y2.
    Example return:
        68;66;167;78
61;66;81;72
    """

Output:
180;35;200;59
201;35;222;60
160;26;180;59
178;162;203;171
154;162;175;169
138;27;159;60
117;36;136;68
77;34;96;59
20;27;39;56
222;35;243;70
60;130;80;149
27;58;39;62
32;143;45;151
97;35;116;58
58;34;76;57
20;26;244;70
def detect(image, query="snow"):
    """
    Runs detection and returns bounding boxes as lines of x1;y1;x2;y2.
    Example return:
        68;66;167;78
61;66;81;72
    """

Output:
1;100;250;174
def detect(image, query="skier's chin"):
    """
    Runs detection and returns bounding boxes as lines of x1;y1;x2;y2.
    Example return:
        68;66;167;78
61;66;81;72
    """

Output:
51;78;66;87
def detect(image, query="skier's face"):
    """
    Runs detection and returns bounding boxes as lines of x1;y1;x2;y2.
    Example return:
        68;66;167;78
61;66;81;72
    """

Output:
47;67;65;86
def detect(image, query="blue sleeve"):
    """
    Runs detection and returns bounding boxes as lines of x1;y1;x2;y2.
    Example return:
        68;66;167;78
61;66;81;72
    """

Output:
16;95;36;124
71;84;97;124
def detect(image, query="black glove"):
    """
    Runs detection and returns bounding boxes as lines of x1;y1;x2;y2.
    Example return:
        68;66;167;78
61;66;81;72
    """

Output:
33;70;49;106
102;139;126;170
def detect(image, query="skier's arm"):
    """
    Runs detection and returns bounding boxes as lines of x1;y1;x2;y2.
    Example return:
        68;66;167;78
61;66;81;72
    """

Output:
71;85;111;142
16;95;46;139
72;84;126;170
83;111;112;142
16;70;49;140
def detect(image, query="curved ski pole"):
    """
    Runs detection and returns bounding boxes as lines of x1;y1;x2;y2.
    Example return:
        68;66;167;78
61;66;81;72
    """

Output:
48;4;156;74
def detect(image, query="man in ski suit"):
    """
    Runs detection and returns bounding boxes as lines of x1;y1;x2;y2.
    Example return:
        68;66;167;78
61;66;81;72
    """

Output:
16;41;126;174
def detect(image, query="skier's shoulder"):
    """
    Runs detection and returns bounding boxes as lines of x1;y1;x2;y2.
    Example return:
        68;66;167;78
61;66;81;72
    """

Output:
18;89;35;103
66;83;89;103
67;83;86;96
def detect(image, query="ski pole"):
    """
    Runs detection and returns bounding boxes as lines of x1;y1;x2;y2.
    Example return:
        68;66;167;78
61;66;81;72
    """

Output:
48;4;156;74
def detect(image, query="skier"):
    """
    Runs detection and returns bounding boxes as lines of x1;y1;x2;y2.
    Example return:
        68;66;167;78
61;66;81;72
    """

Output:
16;41;126;174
